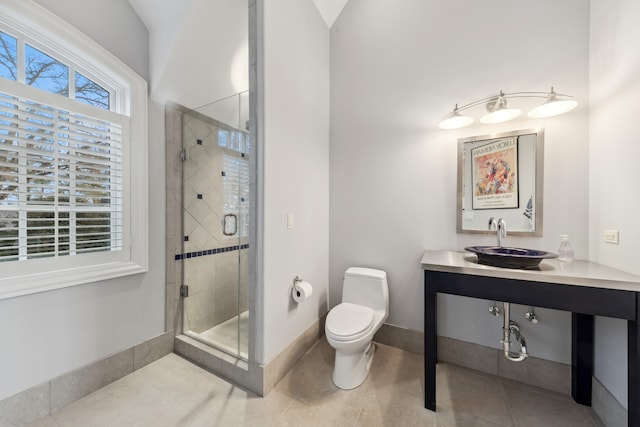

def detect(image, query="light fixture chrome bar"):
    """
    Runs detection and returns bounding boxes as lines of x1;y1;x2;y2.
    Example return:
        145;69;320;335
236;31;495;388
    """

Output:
439;87;577;130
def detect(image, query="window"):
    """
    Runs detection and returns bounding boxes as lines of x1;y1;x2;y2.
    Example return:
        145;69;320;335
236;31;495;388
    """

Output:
219;128;250;239
0;0;148;299
223;154;250;238
0;86;123;261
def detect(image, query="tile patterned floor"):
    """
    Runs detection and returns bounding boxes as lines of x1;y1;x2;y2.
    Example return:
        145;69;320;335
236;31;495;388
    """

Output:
28;338;605;426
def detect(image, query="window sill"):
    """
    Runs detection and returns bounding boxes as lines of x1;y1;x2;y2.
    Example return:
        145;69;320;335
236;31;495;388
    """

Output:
0;260;148;300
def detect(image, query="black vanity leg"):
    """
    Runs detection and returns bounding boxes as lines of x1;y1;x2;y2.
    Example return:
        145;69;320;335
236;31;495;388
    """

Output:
424;271;437;411
628;295;640;427
572;313;594;405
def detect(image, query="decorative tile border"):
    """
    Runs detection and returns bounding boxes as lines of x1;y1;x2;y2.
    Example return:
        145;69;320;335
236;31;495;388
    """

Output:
174;243;249;261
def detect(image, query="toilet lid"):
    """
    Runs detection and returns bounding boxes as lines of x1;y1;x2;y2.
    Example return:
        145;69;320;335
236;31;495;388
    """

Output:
326;303;374;341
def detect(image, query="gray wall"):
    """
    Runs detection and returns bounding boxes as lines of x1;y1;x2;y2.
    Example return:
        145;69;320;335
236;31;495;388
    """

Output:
330;0;588;361
0;0;164;401
329;0;640;411
259;0;330;363
35;0;149;81
590;0;640;409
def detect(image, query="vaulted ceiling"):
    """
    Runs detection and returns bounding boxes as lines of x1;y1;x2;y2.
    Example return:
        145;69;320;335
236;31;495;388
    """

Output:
127;0;349;30
125;0;349;107
311;0;349;27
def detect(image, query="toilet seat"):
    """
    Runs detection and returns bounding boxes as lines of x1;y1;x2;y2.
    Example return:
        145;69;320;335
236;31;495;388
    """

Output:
326;303;374;342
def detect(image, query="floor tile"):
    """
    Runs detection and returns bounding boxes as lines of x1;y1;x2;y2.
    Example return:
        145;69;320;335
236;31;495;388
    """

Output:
24;416;60;427
187;387;294;427
195;310;249;356
274;339;334;399
435;406;513;427
275;340;368;425
436;364;515;426
503;383;598;427
274;399;355;427
356;382;436;427
368;343;424;397
24;339;607;427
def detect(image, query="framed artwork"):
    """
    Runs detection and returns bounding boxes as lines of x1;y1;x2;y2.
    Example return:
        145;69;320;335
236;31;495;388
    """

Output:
471;137;519;210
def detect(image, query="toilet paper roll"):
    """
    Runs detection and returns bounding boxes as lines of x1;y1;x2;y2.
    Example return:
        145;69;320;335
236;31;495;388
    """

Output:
292;281;313;303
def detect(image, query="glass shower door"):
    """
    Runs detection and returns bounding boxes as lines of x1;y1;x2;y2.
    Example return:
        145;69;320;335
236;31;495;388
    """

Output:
180;91;249;360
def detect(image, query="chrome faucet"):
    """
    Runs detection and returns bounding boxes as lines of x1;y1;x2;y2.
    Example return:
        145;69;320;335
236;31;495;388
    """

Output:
497;218;506;247
488;217;506;246
488;217;497;231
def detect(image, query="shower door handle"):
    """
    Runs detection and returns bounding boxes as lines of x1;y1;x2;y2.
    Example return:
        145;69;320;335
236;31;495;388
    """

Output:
223;213;238;236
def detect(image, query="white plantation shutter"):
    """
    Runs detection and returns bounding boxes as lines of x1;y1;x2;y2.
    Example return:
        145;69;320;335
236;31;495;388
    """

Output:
0;80;126;261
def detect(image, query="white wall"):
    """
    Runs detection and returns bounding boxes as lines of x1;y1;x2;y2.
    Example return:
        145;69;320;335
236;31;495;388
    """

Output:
258;0;330;363
137;0;331;366
143;0;248;107
590;0;640;409
330;0;589;363
0;1;165;401
35;0;149;80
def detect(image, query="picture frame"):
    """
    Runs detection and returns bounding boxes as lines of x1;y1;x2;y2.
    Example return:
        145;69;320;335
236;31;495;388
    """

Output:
471;137;519;210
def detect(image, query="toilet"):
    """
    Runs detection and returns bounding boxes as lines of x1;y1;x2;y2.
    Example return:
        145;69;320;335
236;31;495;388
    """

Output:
325;267;389;389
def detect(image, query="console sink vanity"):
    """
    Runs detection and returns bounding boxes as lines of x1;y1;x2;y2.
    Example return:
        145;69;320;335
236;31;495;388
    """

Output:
421;250;640;424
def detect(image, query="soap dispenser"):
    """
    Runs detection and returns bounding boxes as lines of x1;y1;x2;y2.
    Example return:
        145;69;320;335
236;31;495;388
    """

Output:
557;235;575;262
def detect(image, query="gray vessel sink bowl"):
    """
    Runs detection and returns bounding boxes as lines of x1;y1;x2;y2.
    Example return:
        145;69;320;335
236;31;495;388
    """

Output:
465;246;558;270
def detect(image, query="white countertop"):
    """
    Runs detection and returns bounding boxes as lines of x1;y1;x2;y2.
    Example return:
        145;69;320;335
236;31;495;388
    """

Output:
421;250;640;292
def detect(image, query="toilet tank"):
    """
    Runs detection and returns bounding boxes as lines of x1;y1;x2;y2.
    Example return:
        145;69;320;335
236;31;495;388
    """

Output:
342;267;389;312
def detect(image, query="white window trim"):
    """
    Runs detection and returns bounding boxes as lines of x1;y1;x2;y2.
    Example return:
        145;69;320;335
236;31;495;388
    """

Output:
0;0;148;299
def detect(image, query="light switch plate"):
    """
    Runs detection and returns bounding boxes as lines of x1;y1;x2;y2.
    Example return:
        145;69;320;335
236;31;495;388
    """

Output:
287;213;294;229
604;229;619;244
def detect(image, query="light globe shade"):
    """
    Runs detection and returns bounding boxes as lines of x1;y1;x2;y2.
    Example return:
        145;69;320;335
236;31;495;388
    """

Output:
528;98;578;118
439;111;473;130
480;107;521;124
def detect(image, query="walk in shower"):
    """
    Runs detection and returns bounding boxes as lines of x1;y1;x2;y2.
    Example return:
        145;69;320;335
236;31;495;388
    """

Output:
175;91;250;360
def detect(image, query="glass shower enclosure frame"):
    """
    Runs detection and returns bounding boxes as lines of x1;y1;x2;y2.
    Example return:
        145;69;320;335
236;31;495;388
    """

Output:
178;91;250;360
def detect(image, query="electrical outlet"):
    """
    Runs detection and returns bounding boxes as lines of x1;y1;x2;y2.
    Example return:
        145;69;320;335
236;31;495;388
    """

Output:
604;229;619;244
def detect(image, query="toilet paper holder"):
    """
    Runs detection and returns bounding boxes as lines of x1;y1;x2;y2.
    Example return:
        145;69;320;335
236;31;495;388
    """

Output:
291;276;313;303
292;276;303;297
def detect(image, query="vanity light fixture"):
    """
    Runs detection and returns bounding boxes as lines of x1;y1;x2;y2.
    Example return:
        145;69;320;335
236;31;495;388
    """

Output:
527;87;578;119
480;91;521;124
438;104;474;129
439;87;577;130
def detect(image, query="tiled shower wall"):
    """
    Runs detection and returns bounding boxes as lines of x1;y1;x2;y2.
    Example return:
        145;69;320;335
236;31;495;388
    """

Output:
180;112;249;334
165;104;249;336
